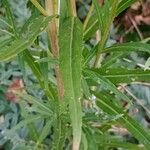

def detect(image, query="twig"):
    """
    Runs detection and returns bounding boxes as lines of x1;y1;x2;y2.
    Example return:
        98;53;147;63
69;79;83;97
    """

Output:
123;58;150;70
128;16;144;40
131;82;150;87
120;85;150;115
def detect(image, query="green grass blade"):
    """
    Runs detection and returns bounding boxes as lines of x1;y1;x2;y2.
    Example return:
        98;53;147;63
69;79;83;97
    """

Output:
59;17;83;149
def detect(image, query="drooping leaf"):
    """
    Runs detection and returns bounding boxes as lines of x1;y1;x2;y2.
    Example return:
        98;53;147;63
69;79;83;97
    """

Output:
59;17;83;149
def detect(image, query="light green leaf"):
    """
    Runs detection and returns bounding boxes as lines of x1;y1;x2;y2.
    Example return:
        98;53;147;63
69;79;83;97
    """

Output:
59;17;83;149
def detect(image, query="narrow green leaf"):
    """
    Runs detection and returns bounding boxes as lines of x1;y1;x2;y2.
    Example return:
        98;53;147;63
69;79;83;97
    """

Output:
18;92;53;114
96;135;145;150
83;14;98;41
23;50;55;100
39;51;49;89
95;93;150;150
82;78;92;99
117;0;137;16
2;0;18;37
0;16;52;61
93;68;150;84
102;42;150;54
59;17;83;149
93;0;104;34
101;52;129;68
0;37;13;49
83;0;137;41
84;0;118;41
84;69;130;102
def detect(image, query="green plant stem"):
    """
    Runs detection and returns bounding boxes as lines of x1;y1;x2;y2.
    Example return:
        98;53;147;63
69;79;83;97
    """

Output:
94;1;118;68
30;0;48;16
67;0;77;17
83;3;94;31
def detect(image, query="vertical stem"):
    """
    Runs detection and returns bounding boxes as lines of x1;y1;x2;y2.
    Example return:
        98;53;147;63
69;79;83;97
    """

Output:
70;0;77;16
45;0;64;100
94;1;118;68
83;3;94;31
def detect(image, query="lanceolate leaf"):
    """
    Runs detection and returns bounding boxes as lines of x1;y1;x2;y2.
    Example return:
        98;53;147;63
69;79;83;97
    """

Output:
102;42;150;54
95;134;144;150
0;16;52;61
117;0;137;16
84;69;130;102
23;50;55;100
93;68;150;84
59;17;83;149
95;93;150;150
84;0;135;41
